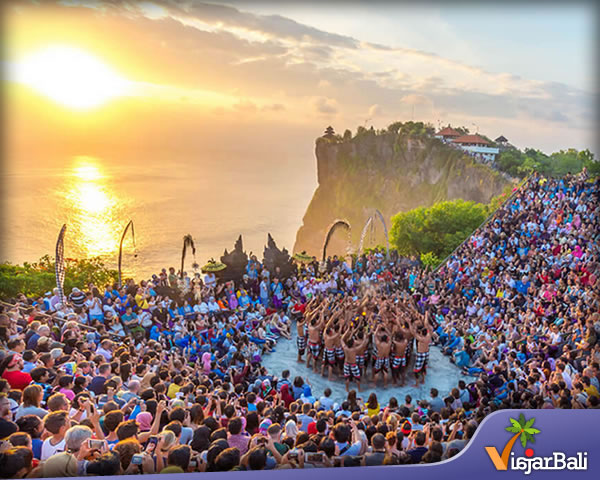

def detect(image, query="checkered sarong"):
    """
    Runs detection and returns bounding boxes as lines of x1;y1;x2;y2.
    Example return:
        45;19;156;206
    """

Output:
309;341;321;359
323;348;336;365
413;351;429;373
374;357;390;373
356;354;365;368
392;355;406;369
343;362;361;380
297;335;307;353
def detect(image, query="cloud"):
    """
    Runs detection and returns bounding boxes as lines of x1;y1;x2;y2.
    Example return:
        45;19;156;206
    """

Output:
8;0;596;155
400;94;431;106
262;103;286;112
368;104;382;117
311;96;338;114
157;0;359;48
234;99;258;112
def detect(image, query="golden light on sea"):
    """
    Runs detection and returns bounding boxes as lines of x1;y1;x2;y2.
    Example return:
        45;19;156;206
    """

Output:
61;157;122;257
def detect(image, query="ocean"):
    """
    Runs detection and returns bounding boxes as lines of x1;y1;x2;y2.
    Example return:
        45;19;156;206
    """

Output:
1;153;317;280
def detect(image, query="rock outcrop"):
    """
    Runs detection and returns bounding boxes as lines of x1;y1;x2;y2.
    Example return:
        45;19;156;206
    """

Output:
294;128;513;256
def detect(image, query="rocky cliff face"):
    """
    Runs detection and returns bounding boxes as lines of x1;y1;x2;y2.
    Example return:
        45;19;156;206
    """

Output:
294;130;512;257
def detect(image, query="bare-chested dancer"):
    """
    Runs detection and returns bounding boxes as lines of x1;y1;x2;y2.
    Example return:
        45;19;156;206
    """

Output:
296;314;308;363
411;311;433;387
297;297;319;363
341;327;365;392
321;309;342;380
391;329;408;386
372;322;392;388
306;302;327;372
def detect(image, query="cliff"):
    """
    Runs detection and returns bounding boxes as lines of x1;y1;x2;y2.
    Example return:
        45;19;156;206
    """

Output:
294;128;513;256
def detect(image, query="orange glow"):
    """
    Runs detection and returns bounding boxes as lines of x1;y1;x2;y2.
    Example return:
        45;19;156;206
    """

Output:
11;45;132;110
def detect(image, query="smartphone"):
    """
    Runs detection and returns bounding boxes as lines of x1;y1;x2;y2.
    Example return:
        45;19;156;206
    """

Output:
189;460;197;468
256;437;267;446
305;452;324;463
131;454;144;465
288;451;299;461
148;435;158;446
88;439;104;450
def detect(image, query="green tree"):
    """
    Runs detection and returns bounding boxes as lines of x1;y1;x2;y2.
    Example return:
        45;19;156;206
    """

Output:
497;150;525;177
390;199;488;259
0;256;117;299
420;252;441;269
356;125;367;137
387;121;403;134
343;129;353;141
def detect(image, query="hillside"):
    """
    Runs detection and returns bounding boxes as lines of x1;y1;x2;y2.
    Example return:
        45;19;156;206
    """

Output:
294;126;513;256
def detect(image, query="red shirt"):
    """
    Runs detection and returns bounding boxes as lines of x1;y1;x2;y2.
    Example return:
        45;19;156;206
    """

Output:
2;370;32;391
293;303;306;314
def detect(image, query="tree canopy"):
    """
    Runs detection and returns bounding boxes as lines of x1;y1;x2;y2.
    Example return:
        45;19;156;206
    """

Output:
390;199;488;260
0;255;117;299
496;147;598;178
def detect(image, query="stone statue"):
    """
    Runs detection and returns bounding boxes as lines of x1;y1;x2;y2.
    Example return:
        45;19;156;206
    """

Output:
262;234;294;280
218;235;248;286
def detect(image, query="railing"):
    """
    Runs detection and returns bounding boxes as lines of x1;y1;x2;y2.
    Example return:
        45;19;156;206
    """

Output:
432;173;534;273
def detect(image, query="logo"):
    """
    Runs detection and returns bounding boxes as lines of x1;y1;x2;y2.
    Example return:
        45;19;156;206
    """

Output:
485;413;587;475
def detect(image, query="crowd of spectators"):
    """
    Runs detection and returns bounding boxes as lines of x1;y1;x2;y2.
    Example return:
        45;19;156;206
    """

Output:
0;171;598;477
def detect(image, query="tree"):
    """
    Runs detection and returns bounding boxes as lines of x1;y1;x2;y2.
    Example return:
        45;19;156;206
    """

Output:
0;256;117;299
387;121;403;134
390;199;488;259
497;150;525;177
343;129;352;141
324;126;335;137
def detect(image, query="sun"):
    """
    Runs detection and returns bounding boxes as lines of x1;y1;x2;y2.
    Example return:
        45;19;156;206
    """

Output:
12;45;131;110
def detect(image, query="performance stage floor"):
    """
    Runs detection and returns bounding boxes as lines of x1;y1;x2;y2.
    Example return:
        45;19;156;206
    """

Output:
262;324;473;406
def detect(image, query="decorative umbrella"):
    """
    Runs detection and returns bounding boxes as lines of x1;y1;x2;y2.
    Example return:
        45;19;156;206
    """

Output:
201;259;227;273
293;251;314;264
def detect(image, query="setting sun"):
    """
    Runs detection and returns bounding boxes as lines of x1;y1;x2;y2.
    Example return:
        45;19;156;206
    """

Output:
11;45;131;110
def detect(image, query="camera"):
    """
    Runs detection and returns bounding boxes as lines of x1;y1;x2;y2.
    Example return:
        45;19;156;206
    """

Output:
88;439;104;450
288;451;299;461
305;452;324;463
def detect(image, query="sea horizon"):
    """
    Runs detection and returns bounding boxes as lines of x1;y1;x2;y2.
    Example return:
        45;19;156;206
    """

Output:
0;151;318;280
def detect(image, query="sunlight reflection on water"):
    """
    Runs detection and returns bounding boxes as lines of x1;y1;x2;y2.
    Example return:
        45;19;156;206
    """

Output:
59;157;129;258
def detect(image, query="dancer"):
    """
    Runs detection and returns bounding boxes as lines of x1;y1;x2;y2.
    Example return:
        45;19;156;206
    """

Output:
411;312;433;387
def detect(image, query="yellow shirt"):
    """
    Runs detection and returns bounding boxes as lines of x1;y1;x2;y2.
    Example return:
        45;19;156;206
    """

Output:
167;383;182;399
135;294;149;310
366;404;381;417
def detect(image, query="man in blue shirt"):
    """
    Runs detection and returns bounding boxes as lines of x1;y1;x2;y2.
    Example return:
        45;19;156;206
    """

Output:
407;431;428;462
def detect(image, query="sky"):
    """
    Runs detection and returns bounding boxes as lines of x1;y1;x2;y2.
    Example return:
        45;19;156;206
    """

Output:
2;0;598;160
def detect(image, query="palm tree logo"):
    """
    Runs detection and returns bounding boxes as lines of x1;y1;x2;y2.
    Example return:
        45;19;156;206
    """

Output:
485;414;541;470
